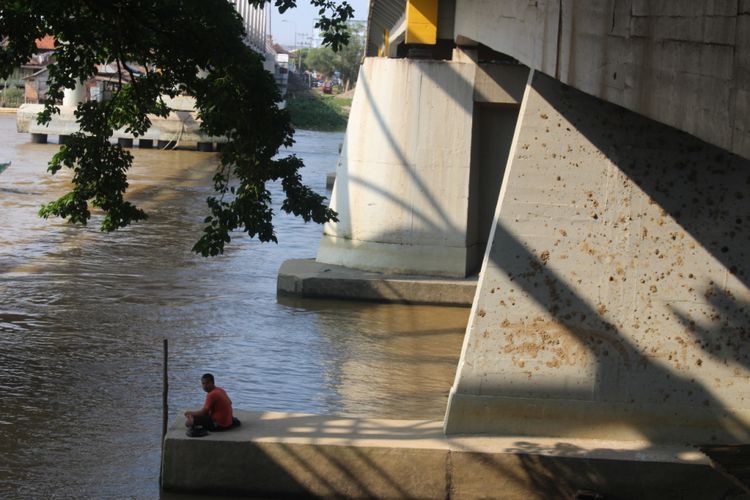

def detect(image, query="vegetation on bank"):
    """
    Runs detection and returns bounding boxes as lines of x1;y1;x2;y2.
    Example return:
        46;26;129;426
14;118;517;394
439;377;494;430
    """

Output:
287;93;352;132
0;87;23;107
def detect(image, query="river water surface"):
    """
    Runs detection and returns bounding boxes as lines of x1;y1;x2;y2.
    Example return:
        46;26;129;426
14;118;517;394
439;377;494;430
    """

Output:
0;115;469;498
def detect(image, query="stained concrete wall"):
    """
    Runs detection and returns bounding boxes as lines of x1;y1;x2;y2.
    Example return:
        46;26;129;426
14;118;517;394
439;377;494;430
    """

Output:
453;0;750;160
162;410;741;499
317;57;526;277
445;70;750;444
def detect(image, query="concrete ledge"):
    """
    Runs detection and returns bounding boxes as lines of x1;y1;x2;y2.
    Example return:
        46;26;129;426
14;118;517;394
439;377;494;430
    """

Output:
16;103;226;144
161;410;742;499
445;392;750;444
277;258;477;306
317;235;477;278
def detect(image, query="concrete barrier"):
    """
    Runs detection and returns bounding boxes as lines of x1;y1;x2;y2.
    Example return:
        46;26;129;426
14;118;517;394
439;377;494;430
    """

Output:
16;103;226;147
161;410;741;498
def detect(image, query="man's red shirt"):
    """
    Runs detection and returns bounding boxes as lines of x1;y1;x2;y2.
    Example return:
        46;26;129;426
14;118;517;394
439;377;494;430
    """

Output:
203;387;233;428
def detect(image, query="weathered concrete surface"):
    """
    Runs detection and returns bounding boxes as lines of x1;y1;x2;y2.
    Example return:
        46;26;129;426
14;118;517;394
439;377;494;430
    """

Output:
16;103;225;144
445;69;750;444
318;57;526;278
453;0;750;160
278;258;476;306
318;57;476;278
162;410;743;498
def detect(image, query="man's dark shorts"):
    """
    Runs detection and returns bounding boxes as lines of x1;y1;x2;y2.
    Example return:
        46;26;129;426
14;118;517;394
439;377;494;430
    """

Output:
190;415;241;432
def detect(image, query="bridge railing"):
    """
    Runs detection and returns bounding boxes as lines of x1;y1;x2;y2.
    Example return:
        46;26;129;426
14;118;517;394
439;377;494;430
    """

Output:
233;0;268;54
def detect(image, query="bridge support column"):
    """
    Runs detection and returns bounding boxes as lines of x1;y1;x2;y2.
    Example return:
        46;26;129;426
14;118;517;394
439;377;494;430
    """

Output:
62;80;86;108
317;57;479;277
445;70;750;444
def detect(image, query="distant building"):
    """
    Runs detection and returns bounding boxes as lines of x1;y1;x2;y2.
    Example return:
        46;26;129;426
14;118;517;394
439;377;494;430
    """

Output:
18;37;56;104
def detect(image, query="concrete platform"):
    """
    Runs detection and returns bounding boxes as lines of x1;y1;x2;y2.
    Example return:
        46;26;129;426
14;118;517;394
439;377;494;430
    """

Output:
16;104;225;146
277;258;477;306
161;410;746;499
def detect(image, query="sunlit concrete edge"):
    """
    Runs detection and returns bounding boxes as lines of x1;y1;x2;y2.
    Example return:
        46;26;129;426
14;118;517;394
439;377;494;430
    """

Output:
161;410;741;499
277;258;477;306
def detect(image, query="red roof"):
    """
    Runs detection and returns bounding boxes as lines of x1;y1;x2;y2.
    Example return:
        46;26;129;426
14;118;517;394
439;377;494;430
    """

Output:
35;35;55;50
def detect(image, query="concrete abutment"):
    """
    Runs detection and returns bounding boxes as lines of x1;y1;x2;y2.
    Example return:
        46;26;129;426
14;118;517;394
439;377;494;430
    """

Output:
445;69;750;444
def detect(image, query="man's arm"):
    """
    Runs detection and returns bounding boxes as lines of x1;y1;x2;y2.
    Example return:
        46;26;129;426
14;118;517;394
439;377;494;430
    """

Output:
184;407;209;418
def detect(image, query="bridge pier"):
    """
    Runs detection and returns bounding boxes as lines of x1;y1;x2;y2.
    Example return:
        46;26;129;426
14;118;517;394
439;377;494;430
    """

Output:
445;69;750;444
316;55;527;279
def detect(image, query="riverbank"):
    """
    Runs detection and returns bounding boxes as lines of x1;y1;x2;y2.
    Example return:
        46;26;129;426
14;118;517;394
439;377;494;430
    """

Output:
287;90;352;132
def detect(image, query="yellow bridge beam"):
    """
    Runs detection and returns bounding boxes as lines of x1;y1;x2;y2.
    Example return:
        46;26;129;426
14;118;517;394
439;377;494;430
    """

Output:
405;0;438;45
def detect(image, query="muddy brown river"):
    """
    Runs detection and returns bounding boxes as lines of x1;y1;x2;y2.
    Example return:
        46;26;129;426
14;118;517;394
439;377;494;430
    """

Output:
0;114;469;498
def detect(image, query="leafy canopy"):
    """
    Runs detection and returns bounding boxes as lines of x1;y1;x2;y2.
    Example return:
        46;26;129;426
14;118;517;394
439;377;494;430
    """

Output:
302;21;364;86
0;0;354;255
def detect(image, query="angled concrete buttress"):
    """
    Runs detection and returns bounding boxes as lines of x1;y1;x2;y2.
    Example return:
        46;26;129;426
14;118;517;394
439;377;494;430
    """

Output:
445;69;750;445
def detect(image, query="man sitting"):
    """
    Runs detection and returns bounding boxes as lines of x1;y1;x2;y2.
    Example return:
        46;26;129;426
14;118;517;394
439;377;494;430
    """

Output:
185;373;239;435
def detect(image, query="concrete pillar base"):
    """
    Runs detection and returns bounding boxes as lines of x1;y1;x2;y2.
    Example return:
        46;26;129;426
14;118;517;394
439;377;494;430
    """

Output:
278;258;476;306
117;138;134;148
161;410;742;499
197;142;214;152
30;133;48;144
138;139;154;149
317;234;477;278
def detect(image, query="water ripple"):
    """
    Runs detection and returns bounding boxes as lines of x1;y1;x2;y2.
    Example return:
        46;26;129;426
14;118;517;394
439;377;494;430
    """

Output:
0;116;469;498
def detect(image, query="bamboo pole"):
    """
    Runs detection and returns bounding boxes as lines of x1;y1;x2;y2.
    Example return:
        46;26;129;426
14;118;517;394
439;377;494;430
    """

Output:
160;338;168;487
162;338;168;441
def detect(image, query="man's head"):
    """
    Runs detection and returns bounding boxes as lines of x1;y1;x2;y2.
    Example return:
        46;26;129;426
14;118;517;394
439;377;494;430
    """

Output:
201;373;215;393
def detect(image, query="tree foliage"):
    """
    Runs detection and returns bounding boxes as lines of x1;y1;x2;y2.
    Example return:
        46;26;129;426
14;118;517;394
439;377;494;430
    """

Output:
301;21;364;86
0;0;354;255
